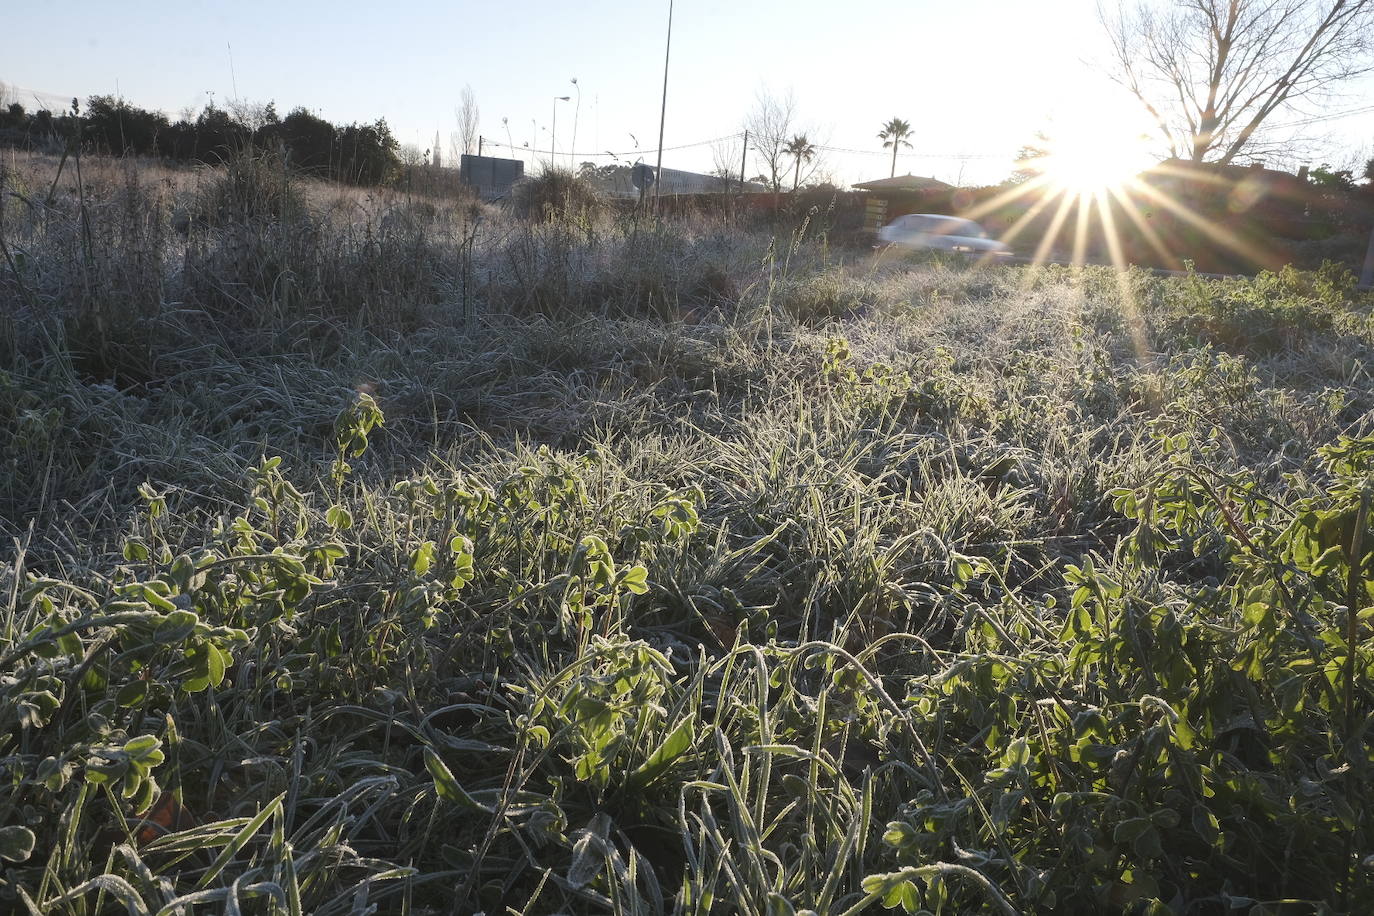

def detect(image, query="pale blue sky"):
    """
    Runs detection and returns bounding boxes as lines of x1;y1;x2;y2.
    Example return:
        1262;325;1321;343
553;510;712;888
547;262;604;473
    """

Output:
4;0;1371;186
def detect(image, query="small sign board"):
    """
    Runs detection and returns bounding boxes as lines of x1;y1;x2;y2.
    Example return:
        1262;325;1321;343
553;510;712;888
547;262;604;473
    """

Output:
864;198;889;232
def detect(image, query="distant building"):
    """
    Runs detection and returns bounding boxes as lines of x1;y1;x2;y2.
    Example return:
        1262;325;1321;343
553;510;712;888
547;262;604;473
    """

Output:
583;164;768;198
460;153;525;200
851;174;956;231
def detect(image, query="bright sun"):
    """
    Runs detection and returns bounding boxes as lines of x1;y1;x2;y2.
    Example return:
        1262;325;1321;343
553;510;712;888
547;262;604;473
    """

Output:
1036;121;1158;195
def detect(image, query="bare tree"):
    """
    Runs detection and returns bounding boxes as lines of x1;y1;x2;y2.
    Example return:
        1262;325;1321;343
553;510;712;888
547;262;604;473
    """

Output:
227;99;277;132
711;134;744;190
744;89;831;193
455;84;480;159
745;88;797;194
1102;0;1374;164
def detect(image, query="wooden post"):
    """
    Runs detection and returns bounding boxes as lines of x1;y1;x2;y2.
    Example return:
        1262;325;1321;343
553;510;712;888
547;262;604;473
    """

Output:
1361;225;1374;289
739;129;748;195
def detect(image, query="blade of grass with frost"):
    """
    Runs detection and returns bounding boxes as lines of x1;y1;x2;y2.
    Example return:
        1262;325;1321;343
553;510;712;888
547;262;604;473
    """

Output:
42;782;92;903
674;791;715;913
805;683;828;872
195;794;285;890
155;881;288;916
268;806;303;916
711;728;780;899
815;770;872;912
45;875;152;916
625;713;695;790
747;645;774;833
691;790;760;913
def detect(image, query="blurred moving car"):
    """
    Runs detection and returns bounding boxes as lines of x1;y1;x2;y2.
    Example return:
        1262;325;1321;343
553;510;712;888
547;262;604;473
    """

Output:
877;214;1010;255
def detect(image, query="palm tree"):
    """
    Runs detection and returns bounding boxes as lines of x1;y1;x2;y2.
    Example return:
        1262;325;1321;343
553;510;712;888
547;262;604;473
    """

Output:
878;117;913;179
784;134;816;192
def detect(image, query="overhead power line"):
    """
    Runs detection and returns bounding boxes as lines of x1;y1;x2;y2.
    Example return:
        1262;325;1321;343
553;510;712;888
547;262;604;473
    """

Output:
814;143;1003;160
1285;102;1374;128
481;133;1011;164
482;133;744;160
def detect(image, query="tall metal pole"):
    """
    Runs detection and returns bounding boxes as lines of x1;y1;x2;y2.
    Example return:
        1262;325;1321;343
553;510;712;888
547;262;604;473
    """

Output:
570;78;581;171
653;0;673;211
739;129;748;195
551;96;570;172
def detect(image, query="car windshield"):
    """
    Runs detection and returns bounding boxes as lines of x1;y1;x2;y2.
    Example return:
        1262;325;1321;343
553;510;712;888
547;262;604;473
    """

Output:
893;216;990;239
942;219;986;238
918;217;983;238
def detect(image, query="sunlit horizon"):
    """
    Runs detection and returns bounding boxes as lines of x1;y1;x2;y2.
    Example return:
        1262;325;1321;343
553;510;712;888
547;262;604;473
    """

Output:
5;0;1373;190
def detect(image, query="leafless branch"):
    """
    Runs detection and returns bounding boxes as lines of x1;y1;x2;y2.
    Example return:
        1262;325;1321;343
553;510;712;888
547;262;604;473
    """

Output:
1101;0;1374;164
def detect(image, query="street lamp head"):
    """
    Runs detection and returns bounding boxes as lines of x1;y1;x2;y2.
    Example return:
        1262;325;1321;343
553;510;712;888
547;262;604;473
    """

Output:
555;96;570;101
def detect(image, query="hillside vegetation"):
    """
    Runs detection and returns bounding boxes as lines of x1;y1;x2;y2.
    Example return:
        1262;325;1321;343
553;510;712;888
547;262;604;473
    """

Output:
3;150;1374;914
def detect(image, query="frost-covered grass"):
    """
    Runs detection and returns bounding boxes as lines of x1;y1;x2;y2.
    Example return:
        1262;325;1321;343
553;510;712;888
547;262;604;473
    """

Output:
3;151;1374;913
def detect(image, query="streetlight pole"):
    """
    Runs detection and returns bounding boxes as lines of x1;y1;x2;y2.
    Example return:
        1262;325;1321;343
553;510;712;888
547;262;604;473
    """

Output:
653;0;673;212
570;78;581;172
551;95;570;172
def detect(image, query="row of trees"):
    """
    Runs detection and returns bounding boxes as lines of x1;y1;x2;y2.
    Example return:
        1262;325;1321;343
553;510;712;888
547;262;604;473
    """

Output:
0;95;402;186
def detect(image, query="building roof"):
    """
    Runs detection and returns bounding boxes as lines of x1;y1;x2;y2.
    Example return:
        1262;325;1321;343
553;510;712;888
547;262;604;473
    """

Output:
851;174;954;192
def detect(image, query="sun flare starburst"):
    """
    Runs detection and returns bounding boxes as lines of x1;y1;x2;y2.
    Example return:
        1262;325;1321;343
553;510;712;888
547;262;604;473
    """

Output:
1031;122;1157;195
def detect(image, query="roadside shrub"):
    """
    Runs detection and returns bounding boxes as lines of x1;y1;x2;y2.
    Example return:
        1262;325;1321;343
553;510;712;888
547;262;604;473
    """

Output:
511;168;607;224
484;221;751;320
773;268;867;322
180;208;446;329
188;147;302;227
1164;261;1367;354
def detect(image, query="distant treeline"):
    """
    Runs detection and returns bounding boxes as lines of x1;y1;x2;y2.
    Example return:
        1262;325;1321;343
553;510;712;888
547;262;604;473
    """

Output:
0;96;401;186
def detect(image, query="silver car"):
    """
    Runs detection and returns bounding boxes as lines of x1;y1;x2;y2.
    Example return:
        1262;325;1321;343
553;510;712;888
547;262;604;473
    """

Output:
876;214;1010;255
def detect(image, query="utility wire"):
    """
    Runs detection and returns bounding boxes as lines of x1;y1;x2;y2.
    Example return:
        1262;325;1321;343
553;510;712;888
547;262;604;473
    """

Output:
1285;102;1374;128
483;133;744;160
487;106;1374;164
814;143;1002;159
485;133;1011;164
